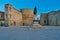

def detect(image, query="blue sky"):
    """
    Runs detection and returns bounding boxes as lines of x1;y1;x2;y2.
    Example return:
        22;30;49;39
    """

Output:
0;0;60;15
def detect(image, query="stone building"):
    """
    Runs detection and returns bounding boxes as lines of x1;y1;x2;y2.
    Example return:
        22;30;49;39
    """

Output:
5;4;23;26
40;10;60;26
0;4;34;26
0;11;4;20
40;13;48;25
48;10;60;26
20;9;34;26
0;11;5;26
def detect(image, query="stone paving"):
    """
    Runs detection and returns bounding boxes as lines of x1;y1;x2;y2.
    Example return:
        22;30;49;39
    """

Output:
0;26;60;40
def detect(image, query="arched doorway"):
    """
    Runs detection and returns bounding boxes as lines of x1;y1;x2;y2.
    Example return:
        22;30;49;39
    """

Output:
14;21;16;26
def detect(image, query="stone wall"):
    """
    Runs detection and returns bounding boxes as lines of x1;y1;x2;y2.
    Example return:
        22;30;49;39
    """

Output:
48;11;60;26
40;14;48;25
48;13;57;25
0;12;5;26
40;10;60;26
5;4;23;26
20;9;34;26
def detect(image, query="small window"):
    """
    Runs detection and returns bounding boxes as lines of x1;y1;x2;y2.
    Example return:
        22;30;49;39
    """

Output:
10;7;12;11
6;14;7;18
23;23;24;26
44;20;46;24
14;22;16;26
1;15;3;17
10;14;11;18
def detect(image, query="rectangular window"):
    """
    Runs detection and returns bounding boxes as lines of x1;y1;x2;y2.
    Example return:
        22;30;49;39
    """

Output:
10;7;11;11
1;15;3;17
10;14;11;18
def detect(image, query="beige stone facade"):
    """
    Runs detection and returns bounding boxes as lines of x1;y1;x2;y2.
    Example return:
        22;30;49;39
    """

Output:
0;4;34;26
40;13;48;25
48;10;60;26
4;4;34;26
40;10;60;26
20;9;34;26
5;4;23;26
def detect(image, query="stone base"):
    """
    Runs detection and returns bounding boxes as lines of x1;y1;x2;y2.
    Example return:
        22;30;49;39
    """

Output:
33;23;42;29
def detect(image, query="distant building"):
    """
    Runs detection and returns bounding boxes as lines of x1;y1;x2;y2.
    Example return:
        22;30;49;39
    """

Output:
48;10;60;26
0;11;5;26
40;13;48;25
0;11;4;20
40;10;60;26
